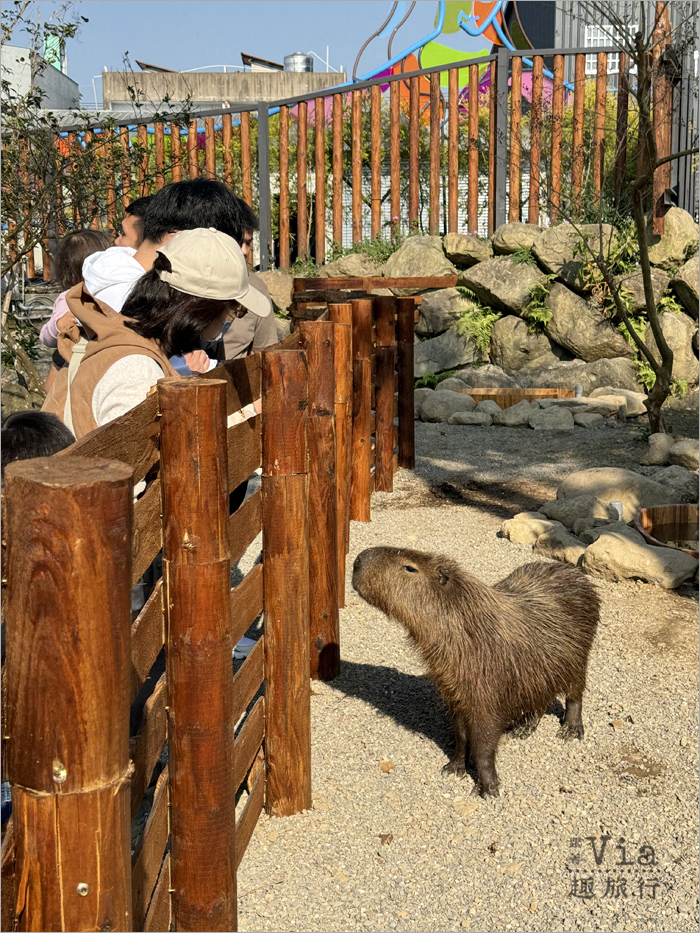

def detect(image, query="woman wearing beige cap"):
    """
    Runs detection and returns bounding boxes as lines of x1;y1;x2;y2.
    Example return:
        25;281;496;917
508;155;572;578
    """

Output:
43;228;270;438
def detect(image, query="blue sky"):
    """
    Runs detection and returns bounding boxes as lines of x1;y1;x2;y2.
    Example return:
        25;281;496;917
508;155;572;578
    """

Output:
13;1;485;107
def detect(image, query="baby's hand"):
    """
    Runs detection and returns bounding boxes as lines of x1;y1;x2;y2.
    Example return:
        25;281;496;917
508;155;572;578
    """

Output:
184;349;212;373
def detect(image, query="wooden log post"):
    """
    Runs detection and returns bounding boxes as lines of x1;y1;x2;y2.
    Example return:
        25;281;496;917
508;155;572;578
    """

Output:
279;105;290;269
374;296;397;493
158;378;237;932
468;63;479;233
297;101;308;260
448;67;459;233
299;322;340;681
529;56;544;225
5;456;133;932
429;72;440;236
397;297;416;469
509;55;522;223
350;298;373;522
328;303;353;608
261;349;312;815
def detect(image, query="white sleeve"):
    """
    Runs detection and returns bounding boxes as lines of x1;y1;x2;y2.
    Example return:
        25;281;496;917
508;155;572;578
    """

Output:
92;356;165;426
94;280;137;314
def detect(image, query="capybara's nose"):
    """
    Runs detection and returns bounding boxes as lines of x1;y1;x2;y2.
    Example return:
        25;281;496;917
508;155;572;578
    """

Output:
353;554;363;573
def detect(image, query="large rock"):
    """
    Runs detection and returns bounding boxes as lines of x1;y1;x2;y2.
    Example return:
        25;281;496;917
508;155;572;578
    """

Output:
671;255;699;320
574;412;605;428
415;288;473;337
544;282;633;362
319;252;380;278
436;377;470;392
541;397;622;417
476;399;503;415
442;232;492;267
640;432;675;466
646;207;699;271
579;521;646;546
650;465;698;503
528;407;575;430
526;358;641;394
615;269;670;313
275;318;291;342
257;269;294;314
669;439;699;471
500;512;565;545
453;364;519;388
492;222;542;255
490;316;569;375
532;223;615;289
414;327;486;376
644;312;699;385
448;410;493;426
557;467;675;522
582;533;698;588
414;387;436;418
459;257;545;314
589;386;647;417
533;528;585;565
492;399;536;426
420;389;476;422
382;236;457;292
541;495;618;529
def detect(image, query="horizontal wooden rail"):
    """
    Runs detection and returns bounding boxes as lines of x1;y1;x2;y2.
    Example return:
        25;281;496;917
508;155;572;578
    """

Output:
294;276;458;292
132;478;162;585
132;768;169;932
233;696;265;791
130;675;167;820
232;636;264;727
130;581;164;701
230;563;264;647
229;489;262;565
235;767;265;871
227;417;262;493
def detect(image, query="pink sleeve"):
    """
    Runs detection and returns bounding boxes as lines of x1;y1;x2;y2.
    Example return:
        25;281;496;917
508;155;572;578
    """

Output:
39;291;71;348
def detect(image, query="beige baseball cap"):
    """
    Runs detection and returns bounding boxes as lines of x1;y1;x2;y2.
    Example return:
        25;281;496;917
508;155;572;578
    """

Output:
156;228;271;317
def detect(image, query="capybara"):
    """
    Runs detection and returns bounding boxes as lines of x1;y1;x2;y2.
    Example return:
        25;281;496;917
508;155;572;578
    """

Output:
352;547;600;797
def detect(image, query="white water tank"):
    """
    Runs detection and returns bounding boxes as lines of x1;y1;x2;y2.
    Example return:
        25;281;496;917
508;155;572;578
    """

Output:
284;52;313;73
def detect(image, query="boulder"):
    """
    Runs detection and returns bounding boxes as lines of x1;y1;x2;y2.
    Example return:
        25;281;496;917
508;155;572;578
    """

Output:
544;282;633;362
541;397;620;417
650;465;698;503
414;387;436;418
442;232;492;267
572;517;628;540
532;223;615;289
0;380;42;418
579;522;646;546
533;528;585;565
574;412;605;428
589;386;647;417
557;467;675;523
448;411;493;426
319;252;380;278
527;357;641;395
541;495;618;529
493;399;536;426
490;316;569;375
582;533;698;588
615;269;670;313
671;254;699;320
420;389;476;422
382;236;457;293
257;269;294;314
492;222;543;255
666;386;700;412
453;364;520;388
646;207;699;271
640;432;675;466
275;318;292;342
644;312;699;385
414;326;487;376
476;399;503;415
436;377;470;392
416;288;474;337
459;257;545;313
669;439;699;472
500;512;565;545
528;407;575;430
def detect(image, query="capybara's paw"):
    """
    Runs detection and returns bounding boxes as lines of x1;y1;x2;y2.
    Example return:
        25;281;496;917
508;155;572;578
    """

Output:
559;722;584;741
442;758;467;778
471;779;500;798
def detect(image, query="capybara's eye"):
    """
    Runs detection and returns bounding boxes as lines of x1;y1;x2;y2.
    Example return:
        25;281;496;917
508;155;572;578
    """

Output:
403;565;419;573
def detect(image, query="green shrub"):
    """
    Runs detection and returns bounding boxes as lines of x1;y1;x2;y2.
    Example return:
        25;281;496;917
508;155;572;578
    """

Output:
522;274;556;332
415;370;457;389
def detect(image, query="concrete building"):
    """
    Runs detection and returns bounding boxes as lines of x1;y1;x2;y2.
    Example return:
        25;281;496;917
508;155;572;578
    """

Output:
2;44;80;109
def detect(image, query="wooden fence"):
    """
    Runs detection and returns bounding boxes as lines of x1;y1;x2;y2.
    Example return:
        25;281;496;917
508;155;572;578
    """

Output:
0;295;415;932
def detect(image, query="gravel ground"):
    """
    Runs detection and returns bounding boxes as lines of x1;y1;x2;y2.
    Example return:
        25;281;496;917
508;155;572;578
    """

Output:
238;419;698;933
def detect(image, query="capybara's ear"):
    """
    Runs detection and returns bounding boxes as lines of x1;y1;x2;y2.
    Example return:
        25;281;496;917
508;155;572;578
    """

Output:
436;565;450;585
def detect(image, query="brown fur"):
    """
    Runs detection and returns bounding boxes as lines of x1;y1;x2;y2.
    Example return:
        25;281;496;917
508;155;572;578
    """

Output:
352;547;600;797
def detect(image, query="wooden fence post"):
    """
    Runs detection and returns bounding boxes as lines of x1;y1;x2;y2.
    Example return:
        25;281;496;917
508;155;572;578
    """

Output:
328;303;353;608
397;297;416;469
374;296;397;493
261;349;312;816
5;456;133;933
158;377;237;933
299;321;340;681
351;297;373;522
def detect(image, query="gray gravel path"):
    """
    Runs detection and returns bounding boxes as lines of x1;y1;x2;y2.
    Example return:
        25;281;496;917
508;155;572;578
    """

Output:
238;421;699;933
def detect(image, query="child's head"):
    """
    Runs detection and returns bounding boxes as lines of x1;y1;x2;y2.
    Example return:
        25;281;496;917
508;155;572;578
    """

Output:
54;229;113;292
115;196;151;249
1;411;75;477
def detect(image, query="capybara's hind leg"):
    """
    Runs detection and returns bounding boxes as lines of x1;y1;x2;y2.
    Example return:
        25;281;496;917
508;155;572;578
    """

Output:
560;692;585;741
470;723;501;797
509;712;541;739
443;714;469;777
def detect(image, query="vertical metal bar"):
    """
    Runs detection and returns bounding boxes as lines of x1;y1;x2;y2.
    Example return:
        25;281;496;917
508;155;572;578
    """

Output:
257;103;271;272
495;46;508;229
448;67;458;233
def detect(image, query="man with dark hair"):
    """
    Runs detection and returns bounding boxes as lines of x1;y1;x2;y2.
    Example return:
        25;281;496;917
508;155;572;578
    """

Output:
115;196;151;250
1;411;75;477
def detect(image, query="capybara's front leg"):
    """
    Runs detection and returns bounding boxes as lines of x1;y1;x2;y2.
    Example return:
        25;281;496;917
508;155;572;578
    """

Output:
560;690;585;741
470;724;501;797
443;713;469;777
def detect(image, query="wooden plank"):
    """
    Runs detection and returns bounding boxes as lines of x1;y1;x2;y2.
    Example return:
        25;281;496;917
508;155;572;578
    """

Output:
397;297;416;469
170;122;182;183
129;674;167;820
448;67;458;233
188;119;199;178
210;353;262;416
390;79;400;237
279;105;290;268
409;76;419;230
297;100;308;259
235;765;265;871
615;53;629;200
294;275;460;292
452;386;574;408
371;84;382;238
232;636;264;727
241;111;253;206
222;112;233;184
550;55;564;222
154;122;165;189
205;116;216;178
571;53;585;213
275;330;302;351
1;821;16;933
138;124;149;196
352;90;362;243
374;296;396;493
468;63;479;233
233;696;265;791
230;563;264;647
132;768;169;932
132;476;161;585
593;52;608;201
229;488;262;566
529;56;544;225
429;72;441;235
226;419;261;494
509;55;522;223
130;580;164;702
315;97;326;264
143;853;171;933
351;298;373;523
333;93;343;248
328;309;352;607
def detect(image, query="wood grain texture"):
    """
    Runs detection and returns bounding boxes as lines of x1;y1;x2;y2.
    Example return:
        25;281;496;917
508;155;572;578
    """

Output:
154;123;165;189
328;310;352;607
352;91;362;243
453;387;574;408
222;113;233;184
315;98;326;264
233;697;265;791
374;297;397;493
371;84;382;239
1;822;16;933
130;580;164;702
550;55;564;222
230;563;264;648
235;767;265;872
390;80;400;237
210;352;262;415
138;124;149;196
120;127;131;208
351;299;373;522
429;72;441;235
333;93;343;248
171;122;182;183
571;54;585;212
593;52;608;200
448;68;458;233
241;111;253;208
132;768;168;931
529;56;543;225
229;489;262;566
397;298;416;469
409;77;419;229
232;636;264;727
132;476;162;585
634;504;698;559
297;101;308;258
204;117;215;178
261;350;308;475
509;56;522;223
188;120;198;178
129;674;167;820
143;853;171;933
226;418;262;495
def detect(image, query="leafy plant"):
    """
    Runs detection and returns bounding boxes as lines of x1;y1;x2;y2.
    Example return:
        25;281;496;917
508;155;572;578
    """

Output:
457;306;502;354
670;379;689;399
511;246;538;267
618;317;656;390
291;255;320;276
656;294;685;315
522;274;556;332
414;370;457;389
